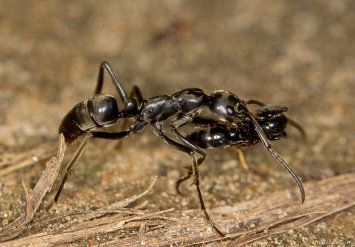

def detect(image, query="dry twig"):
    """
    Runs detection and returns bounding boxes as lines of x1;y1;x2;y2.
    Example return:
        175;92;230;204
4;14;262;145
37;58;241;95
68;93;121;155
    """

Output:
0;142;57;177
0;134;66;242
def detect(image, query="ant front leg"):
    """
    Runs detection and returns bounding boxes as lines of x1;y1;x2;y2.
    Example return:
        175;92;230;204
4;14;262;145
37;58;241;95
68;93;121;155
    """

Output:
170;115;208;194
170;114;207;162
148;121;193;195
171;126;207;193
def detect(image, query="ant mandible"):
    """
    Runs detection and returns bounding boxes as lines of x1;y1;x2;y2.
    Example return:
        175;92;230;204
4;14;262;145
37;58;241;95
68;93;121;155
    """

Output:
47;61;305;237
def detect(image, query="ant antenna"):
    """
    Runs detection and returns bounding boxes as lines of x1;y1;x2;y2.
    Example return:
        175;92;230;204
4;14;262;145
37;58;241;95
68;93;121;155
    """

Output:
248;111;305;203
287;117;306;139
96;61;128;103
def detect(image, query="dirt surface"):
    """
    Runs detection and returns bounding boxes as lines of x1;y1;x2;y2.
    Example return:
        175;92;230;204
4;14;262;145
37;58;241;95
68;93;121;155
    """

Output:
0;1;354;246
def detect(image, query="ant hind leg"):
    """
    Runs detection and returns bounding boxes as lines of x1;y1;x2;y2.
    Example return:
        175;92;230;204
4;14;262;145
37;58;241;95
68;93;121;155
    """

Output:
46;133;92;211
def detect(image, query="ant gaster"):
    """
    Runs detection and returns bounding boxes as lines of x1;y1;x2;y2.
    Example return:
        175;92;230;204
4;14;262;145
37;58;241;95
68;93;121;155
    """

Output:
48;61;305;237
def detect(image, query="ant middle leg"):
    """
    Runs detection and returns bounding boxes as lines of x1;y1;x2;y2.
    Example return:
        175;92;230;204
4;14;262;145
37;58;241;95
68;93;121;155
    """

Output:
170;115;208;194
191;153;225;237
171;128;207;192
150;121;224;237
160;135;224;237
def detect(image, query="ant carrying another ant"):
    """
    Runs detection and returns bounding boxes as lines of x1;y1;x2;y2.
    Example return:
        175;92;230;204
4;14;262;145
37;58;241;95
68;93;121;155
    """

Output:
47;61;305;237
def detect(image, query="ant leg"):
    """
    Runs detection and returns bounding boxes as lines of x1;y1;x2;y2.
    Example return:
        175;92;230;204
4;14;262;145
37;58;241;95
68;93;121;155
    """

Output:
170;115;206;162
190;116;219;126
247;99;265;106
175;167;192;195
47;122;147;211
176;121;249;190
170;115;208;194
191;153;225;237
241;106;306;203
166;121;224;236
235;148;249;170
247;113;305;203
149;121;194;195
151;126;224;237
46;133;92;211
172;127;207;177
91;120;147;140
287;117;306;138
95;61;128;103
265;147;305;203
172;125;207;195
150;121;192;154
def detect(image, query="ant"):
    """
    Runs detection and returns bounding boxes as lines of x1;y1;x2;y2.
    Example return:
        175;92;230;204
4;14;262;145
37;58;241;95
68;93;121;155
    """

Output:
47;61;305;237
177;104;305;196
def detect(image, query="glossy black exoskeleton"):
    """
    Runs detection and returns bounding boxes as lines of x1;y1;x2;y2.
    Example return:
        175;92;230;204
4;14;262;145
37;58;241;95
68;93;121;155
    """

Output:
177;105;305;198
49;61;305;237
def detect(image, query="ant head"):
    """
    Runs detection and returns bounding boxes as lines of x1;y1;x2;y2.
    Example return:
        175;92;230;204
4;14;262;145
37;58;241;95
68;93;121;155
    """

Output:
208;91;248;123
122;97;139;118
88;94;121;126
254;105;288;140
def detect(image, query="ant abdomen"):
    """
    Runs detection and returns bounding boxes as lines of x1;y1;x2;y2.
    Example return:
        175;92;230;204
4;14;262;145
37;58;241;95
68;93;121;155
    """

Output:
59;94;120;143
186;127;231;149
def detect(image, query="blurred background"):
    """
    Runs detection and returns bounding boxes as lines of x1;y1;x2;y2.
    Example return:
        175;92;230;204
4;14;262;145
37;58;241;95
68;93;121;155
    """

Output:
0;0;354;245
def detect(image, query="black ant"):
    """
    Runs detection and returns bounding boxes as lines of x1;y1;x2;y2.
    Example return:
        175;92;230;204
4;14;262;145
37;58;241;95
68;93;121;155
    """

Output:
177;104;305;195
47;61;305;237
